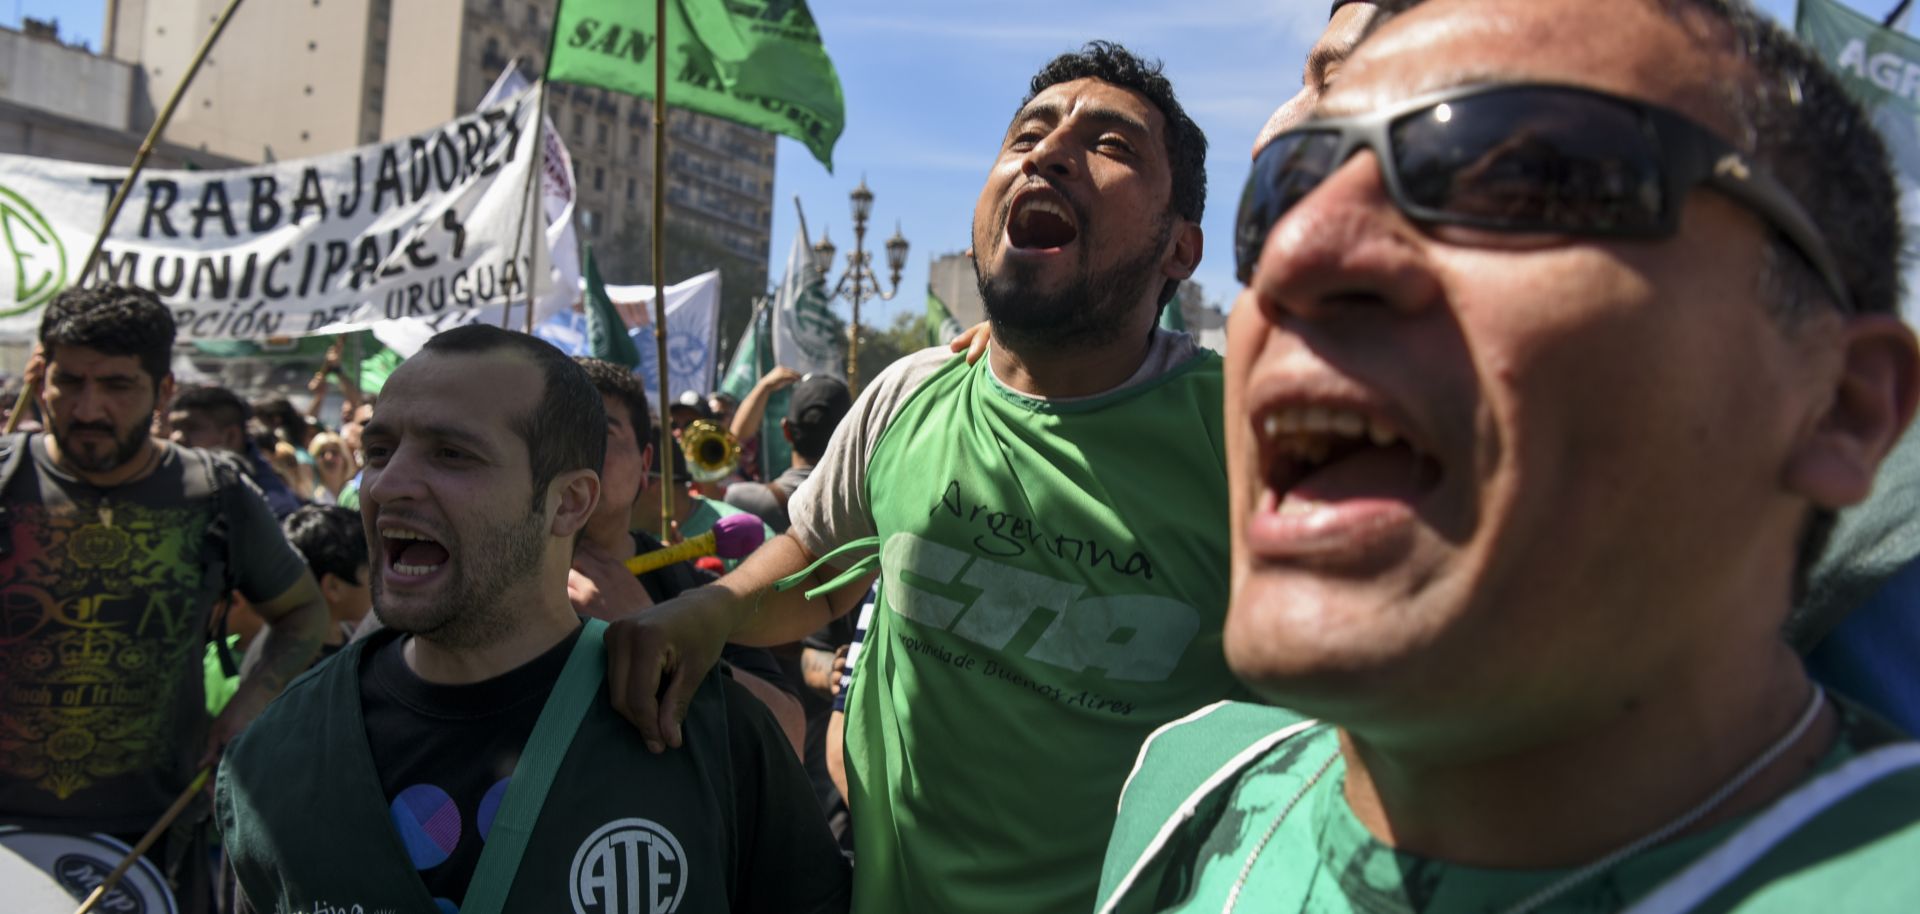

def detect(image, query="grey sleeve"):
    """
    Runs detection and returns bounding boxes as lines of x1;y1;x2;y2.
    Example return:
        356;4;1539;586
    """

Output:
786;346;956;568
724;482;786;529
225;476;311;602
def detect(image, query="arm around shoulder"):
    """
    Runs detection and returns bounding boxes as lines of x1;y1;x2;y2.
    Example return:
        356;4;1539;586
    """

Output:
604;531;868;752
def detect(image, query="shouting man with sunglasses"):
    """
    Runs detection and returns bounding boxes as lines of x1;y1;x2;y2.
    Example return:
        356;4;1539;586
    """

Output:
606;42;1239;913
1098;0;1920;911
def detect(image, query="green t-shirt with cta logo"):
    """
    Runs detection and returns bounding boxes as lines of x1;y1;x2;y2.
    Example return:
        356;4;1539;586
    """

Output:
788;336;1242;913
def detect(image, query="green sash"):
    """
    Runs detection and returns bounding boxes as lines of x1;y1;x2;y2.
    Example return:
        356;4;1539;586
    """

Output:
459;618;606;914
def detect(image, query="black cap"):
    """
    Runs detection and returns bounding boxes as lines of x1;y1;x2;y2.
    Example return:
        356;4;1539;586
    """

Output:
786;375;852;460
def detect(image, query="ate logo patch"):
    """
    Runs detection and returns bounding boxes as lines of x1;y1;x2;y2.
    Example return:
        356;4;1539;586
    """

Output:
569;818;688;914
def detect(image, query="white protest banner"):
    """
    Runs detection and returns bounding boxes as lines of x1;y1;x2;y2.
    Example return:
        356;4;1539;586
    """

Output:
605;270;723;397
0;83;544;340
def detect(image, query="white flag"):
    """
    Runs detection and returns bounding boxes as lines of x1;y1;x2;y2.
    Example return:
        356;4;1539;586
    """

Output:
770;231;843;379
480;62;580;330
605;271;723;398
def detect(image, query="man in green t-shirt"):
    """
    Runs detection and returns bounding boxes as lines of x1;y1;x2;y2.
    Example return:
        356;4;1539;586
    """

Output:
1098;1;1920;911
605;42;1232;913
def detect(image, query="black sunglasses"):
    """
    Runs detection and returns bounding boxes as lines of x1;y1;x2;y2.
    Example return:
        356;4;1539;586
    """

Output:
1235;82;1853;311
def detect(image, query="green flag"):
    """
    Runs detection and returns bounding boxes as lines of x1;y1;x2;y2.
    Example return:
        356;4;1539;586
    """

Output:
925;289;965;347
584;246;641;368
717;304;792;478
346;332;404;395
1799;0;1920;323
548;0;845;169
719;302;770;399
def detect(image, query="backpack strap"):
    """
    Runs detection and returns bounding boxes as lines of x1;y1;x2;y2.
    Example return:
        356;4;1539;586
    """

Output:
459;619;610;914
0;431;31;560
197;449;248;677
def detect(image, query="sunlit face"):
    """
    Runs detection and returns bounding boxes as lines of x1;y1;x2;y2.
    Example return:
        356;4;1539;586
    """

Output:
595;394;646;527
1252;2;1385;158
970;77;1189;348
41;345;163;475
1222;0;1839;743
358;350;553;646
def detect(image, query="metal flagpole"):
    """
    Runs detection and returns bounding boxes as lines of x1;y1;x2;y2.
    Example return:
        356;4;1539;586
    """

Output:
653;0;675;541
508;30;562;332
522;77;550;335
4;0;248;435
754;297;770;479
1888;0;1915;28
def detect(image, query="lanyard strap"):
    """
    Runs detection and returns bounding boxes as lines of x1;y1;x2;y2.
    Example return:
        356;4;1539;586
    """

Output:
1623;742;1920;913
774;534;882;600
458;617;609;914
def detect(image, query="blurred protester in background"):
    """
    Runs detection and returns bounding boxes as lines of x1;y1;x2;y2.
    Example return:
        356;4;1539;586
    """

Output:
307;431;356;505
170;385;303;519
726;374;852;534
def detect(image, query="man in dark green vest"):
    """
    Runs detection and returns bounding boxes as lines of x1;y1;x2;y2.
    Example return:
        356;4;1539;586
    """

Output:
216;325;849;914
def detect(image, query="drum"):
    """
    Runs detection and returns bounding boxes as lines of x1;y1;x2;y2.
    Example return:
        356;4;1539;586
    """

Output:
0;827;179;914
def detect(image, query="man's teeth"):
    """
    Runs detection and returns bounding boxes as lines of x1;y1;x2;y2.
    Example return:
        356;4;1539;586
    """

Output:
383;528;443;576
1017;198;1071;226
1260;407;1402;449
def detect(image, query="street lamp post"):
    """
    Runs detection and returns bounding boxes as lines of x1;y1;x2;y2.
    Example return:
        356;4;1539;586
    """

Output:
812;177;909;393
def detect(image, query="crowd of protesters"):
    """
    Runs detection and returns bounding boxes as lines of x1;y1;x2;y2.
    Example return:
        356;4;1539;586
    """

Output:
6;1;1920;912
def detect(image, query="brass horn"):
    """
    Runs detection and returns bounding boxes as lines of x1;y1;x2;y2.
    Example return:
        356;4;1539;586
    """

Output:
681;419;741;483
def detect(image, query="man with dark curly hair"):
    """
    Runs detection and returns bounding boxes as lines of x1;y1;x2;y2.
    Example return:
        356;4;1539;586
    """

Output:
604;41;1235;912
0;284;327;911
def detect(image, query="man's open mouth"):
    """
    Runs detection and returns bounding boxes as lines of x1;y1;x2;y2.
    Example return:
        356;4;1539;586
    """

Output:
382;527;450;577
1006;190;1080;250
1257;405;1443;520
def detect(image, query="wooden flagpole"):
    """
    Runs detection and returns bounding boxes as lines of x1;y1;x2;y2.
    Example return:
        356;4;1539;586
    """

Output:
4;0;247;435
69;767;211;914
653;0;674;541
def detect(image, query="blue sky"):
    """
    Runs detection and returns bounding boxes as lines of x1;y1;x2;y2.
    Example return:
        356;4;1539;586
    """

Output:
0;0;1854;328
